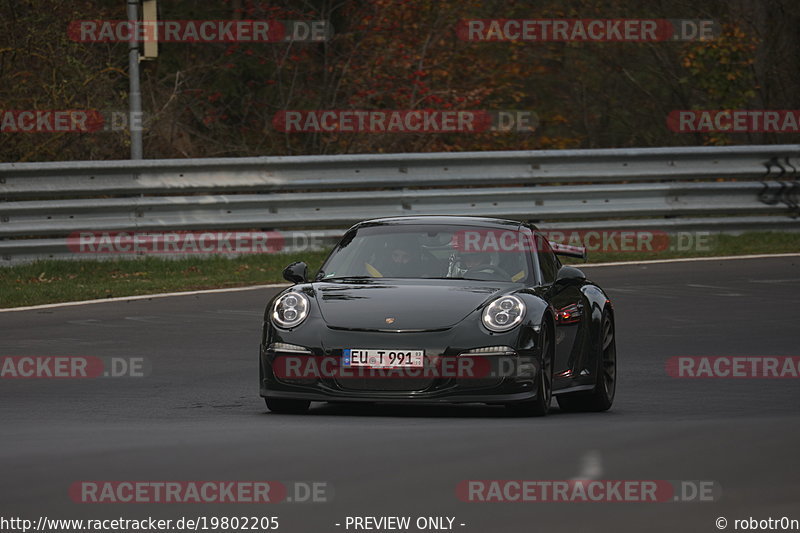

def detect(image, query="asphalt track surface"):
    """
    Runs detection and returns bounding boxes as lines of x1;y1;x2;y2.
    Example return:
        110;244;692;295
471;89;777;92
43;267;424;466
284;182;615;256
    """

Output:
1;256;799;533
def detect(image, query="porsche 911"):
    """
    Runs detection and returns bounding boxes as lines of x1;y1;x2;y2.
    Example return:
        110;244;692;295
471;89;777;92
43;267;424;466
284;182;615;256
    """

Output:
259;216;616;416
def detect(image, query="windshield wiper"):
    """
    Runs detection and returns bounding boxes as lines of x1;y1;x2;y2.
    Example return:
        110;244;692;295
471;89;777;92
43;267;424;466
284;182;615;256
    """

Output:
419;276;482;280
323;276;376;281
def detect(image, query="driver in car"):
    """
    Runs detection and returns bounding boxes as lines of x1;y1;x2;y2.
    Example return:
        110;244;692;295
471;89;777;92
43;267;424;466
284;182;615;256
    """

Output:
462;251;492;272
366;238;425;278
460;251;509;280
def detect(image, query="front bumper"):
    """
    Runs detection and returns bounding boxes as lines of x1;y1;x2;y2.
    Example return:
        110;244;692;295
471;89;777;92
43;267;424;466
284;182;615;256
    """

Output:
259;322;543;404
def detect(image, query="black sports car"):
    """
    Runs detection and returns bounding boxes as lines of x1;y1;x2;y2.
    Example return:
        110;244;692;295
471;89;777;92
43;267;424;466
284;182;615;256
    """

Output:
259;216;616;416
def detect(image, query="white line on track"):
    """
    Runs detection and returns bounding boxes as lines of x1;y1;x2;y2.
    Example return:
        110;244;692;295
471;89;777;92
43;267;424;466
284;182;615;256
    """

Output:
2;253;798;313
0;283;291;313
578;252;800;268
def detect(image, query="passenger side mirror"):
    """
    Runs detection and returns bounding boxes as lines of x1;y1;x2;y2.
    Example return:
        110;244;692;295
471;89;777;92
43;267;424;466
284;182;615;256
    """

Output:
555;265;586;286
282;262;308;284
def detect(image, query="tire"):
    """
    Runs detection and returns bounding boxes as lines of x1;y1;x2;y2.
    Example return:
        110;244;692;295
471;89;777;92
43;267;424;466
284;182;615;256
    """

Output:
265;398;310;414
556;309;616;412
506;322;553;417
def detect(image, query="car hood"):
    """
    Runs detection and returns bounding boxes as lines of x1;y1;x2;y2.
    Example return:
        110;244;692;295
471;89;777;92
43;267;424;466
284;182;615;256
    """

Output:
313;279;510;331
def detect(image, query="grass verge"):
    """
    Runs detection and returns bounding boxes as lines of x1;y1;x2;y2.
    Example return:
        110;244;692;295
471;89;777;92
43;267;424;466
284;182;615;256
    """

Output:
560;232;800;264
1;232;798;309
0;252;329;309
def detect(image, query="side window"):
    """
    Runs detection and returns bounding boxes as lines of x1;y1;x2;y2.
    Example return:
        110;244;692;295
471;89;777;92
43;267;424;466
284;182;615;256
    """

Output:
535;232;561;284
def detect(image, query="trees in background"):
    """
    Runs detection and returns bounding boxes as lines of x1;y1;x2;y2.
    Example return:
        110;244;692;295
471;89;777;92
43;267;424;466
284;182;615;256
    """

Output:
1;0;798;161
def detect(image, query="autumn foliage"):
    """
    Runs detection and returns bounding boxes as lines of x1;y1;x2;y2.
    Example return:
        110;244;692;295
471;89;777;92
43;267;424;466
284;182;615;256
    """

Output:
1;0;798;161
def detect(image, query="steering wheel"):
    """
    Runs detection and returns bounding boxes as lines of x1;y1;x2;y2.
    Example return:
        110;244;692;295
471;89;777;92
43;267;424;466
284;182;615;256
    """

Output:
463;265;512;281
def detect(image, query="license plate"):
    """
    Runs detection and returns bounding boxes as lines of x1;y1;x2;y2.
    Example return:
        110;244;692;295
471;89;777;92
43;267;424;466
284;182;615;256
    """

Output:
343;349;424;368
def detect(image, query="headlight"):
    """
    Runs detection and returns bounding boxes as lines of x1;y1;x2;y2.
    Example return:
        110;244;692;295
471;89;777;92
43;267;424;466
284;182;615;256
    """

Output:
482;295;525;332
271;292;309;329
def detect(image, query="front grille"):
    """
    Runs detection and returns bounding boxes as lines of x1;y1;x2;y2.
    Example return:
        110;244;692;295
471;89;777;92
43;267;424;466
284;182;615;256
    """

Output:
453;376;504;389
334;377;435;392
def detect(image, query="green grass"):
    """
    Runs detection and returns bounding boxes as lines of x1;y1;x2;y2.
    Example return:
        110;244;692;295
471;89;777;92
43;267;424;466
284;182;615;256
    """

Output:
0;252;329;309
560;232;800;265
1;232;798;309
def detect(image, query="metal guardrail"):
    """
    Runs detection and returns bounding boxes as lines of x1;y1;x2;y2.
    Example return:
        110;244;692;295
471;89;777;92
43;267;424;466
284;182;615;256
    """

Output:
1;145;799;264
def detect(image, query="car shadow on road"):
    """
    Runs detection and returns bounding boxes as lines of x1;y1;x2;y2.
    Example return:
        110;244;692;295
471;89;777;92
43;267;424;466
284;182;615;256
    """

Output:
259;402;607;419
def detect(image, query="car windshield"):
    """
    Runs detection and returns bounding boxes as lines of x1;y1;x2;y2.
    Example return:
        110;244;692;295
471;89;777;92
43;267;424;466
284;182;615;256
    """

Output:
318;224;533;283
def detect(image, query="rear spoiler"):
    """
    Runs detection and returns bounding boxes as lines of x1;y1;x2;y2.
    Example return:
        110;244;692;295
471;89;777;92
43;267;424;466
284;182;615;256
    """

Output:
550;241;587;261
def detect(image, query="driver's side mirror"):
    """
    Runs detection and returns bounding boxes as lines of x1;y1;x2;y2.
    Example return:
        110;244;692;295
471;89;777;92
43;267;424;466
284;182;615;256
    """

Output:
550;241;587;261
282;261;308;284
555;265;586;285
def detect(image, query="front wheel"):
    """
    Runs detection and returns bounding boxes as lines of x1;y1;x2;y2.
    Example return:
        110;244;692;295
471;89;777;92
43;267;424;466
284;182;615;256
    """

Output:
557;309;616;412
265;398;310;414
506;323;553;417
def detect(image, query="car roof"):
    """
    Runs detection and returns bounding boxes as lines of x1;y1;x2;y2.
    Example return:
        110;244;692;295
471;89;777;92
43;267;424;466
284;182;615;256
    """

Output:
352;215;535;231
